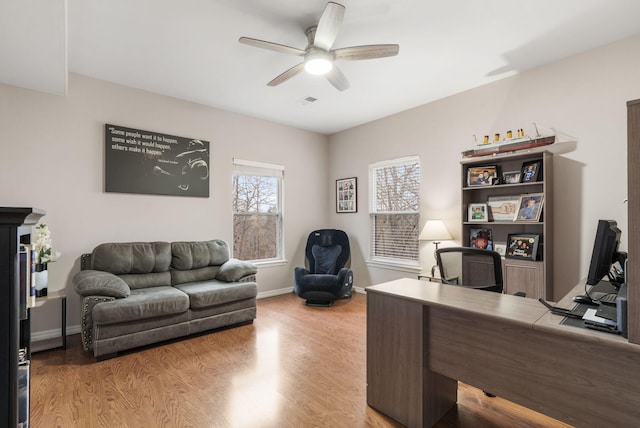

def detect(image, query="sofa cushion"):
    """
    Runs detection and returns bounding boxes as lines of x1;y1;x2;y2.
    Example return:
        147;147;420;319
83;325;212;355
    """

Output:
215;258;258;282
175;280;257;309
92;242;171;274
92;286;189;324
171;266;219;286
171;240;229;270
298;273;342;287
120;271;172;290
74;270;131;298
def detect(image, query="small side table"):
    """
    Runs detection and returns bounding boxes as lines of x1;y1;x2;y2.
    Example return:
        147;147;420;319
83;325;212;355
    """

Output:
33;290;67;350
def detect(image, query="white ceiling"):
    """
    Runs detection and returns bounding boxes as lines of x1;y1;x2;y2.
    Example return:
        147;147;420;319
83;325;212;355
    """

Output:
2;0;640;135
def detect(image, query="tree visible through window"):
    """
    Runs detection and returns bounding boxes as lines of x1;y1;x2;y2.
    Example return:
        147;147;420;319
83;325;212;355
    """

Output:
232;160;283;261
369;156;420;263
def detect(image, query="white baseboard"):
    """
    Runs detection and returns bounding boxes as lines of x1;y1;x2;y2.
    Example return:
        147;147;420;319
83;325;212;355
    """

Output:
257;286;366;298
257;287;294;299
32;325;81;343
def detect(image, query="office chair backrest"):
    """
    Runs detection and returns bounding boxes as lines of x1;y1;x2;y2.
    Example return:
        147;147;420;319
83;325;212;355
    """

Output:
435;247;503;293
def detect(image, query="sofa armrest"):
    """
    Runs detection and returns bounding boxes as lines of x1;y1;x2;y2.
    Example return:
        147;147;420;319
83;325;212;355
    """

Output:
215;258;258;282
80;253;92;270
79;295;116;351
238;274;257;283
73;270;131;298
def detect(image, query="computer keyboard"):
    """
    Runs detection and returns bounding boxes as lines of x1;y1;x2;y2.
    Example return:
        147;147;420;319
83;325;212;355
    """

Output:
591;291;617;305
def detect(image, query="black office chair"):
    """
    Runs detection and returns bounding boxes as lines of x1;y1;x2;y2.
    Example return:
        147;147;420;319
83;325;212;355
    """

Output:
294;229;354;307
435;247;504;293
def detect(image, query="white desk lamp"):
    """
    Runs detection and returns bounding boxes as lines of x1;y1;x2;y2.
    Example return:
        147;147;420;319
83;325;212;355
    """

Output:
419;220;453;277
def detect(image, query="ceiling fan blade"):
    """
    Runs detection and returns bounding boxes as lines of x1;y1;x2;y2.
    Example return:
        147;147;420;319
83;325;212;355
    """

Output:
239;37;305;57
314;2;345;50
267;63;305;87
325;65;350;91
333;44;400;61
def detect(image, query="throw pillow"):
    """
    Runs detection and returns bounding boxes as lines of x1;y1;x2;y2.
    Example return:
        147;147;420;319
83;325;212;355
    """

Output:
216;259;257;282
73;270;131;298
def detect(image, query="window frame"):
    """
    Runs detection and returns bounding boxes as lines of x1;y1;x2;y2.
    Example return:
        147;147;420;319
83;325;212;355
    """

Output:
232;158;285;264
368;155;421;272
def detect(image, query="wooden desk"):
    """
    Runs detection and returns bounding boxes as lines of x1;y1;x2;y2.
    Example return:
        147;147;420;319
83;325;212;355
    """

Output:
366;278;640;427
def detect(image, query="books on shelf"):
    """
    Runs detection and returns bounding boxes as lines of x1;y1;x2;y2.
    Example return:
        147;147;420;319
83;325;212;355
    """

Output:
19;244;37;317
19;246;28;319
18;360;30;428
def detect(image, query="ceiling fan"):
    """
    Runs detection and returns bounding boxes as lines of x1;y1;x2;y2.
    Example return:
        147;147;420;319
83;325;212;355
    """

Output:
239;2;399;91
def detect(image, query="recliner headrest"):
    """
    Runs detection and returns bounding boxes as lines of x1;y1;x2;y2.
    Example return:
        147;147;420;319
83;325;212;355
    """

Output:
314;231;336;246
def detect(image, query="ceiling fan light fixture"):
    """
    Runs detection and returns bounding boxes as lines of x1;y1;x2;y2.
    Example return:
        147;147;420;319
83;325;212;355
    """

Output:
304;51;333;75
239;2;398;90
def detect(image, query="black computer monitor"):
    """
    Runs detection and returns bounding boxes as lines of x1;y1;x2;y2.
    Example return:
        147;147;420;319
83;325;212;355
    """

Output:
586;219;621;285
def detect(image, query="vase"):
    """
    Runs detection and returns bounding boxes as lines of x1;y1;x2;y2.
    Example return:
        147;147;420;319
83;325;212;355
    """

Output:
35;263;48;297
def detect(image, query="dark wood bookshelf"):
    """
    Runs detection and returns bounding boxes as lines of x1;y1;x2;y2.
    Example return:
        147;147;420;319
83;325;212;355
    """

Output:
0;207;45;427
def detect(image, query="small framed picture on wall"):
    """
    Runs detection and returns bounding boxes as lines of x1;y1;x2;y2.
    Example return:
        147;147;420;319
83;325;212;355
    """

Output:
336;177;357;213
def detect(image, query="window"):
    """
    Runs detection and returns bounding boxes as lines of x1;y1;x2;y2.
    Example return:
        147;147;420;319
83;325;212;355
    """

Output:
232;159;284;262
369;156;421;266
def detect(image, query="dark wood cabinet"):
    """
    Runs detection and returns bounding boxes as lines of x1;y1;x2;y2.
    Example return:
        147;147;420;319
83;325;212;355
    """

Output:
627;99;640;345
0;207;45;427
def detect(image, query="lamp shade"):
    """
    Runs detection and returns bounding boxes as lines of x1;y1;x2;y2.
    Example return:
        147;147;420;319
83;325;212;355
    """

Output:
419;220;452;242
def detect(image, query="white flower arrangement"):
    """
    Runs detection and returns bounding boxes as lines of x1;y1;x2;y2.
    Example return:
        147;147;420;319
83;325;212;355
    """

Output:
33;223;61;265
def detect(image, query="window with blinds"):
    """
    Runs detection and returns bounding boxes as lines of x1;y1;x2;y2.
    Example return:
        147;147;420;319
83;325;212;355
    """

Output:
369;156;420;265
232;159;284;262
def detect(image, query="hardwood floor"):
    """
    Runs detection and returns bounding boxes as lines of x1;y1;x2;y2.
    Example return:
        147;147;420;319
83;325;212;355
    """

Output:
30;292;572;427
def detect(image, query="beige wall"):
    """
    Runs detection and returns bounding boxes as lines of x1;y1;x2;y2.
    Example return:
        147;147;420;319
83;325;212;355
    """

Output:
0;73;329;336
3;33;639;340
329;34;640;300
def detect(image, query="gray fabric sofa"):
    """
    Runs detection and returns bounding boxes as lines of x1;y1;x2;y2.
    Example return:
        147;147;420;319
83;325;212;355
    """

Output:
73;240;258;360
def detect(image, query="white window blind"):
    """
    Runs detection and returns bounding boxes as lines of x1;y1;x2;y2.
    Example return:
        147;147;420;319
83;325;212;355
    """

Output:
232;159;284;262
369;156;421;264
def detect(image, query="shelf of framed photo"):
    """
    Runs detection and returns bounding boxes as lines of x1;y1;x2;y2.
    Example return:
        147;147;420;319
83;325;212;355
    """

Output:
468;224;543;249
463;188;545;219
462;180;543;191
462;150;545;187
466;193;544;224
